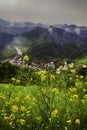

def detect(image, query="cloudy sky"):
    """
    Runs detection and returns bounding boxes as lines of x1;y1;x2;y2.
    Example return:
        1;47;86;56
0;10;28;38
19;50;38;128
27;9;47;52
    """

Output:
0;0;87;25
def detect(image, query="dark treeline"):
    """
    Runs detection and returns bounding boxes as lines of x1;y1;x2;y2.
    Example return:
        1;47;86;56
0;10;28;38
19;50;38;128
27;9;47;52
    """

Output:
0;61;87;86
0;62;18;83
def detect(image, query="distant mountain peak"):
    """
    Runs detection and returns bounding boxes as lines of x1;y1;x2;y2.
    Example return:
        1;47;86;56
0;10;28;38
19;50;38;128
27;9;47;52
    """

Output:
47;26;53;34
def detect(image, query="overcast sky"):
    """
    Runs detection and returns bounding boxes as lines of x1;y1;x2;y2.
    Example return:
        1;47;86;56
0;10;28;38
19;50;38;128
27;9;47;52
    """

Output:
0;0;87;25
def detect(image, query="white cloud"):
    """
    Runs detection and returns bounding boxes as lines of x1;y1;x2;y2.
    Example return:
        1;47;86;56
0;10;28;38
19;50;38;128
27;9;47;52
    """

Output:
74;28;81;35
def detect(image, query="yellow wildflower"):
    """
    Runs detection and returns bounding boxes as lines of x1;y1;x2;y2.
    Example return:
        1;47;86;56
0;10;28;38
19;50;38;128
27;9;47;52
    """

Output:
9;121;13;126
20;106;26;112
75;82;78;86
83;88;86;92
11;77;16;81
1;110;5;113
64;126;68;130
20;119;25;125
70;98;73;101
4;116;9;120
3;113;7;116
51;109;58;117
41;88;46;93
75;119;80;125
69;87;77;92
84;94;87;99
50;74;55;81
76;75;79;78
0;93;4;99
69;77;72;80
38;70;46;75
9;121;15;128
66;119;71;124
81;99;85;104
58;65;63;70
36;116;42;121
11;105;18;112
26;111;31;116
15;97;19;102
68;63;74;68
6;102;10;106
21;113;25;117
52;88;58;93
16;79;20;84
85;82;87;85
9;114;15;120
70;69;76;73
24;95;30;100
73;94;79;99
37;70;47;81
41;74;46;81
49;117;52;123
23;55;29;61
80;75;84;79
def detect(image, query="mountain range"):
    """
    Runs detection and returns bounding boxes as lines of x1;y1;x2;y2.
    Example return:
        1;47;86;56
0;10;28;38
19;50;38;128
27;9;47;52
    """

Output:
0;19;87;62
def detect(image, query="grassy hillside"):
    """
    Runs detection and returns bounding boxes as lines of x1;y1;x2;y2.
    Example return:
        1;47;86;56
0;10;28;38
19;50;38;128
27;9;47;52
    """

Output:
0;45;17;60
74;56;87;66
0;61;87;130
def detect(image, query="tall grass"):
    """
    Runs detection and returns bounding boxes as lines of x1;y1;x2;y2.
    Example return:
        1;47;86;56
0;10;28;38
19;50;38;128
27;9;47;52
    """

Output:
0;60;87;130
0;78;87;130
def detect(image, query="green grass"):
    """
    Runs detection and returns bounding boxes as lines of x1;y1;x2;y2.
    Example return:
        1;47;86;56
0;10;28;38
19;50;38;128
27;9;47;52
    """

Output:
74;56;87;66
0;81;87;130
0;61;87;130
0;45;17;60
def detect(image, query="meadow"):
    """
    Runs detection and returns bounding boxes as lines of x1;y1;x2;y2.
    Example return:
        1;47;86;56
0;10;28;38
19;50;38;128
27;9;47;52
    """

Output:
0;57;87;130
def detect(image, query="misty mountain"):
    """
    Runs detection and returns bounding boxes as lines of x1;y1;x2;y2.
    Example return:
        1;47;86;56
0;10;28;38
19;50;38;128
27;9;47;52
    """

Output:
0;19;47;35
0;32;13;48
22;26;84;44
54;24;87;41
0;19;87;62
20;26;87;61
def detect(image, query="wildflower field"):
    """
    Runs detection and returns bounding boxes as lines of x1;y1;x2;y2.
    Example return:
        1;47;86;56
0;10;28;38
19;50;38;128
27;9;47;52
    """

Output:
0;60;87;130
